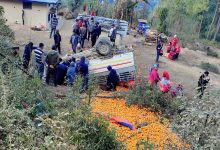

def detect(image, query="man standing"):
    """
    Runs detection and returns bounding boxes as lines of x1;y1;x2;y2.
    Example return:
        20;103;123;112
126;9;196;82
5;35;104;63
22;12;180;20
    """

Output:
87;17;95;41
198;71;210;98
76;56;89;93
70;31;80;54
97;22;102;38
156;39;163;63
106;66;119;91
50;15;58;38
45;49;60;86
73;19;80;36
91;22;99;47
34;43;45;79
54;30;62;54
109;24;116;44
80;23;87;48
23;42;35;69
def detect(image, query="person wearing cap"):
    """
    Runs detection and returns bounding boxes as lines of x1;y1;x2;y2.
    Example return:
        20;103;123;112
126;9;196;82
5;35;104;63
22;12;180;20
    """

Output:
198;71;210;98
106;66;119;91
66;62;76;85
109;24;117;44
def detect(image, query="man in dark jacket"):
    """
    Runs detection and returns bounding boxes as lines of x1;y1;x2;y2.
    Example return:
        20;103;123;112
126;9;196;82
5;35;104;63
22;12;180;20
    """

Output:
23;42;36;69
97;22;102;38
106;66;119;91
56;61;68;85
45;48;60;86
76;56;89;93
87;17;95;41
156;41;163;63
54;30;62;54
73;19;80;36
198;71;210;98
91;22;99;47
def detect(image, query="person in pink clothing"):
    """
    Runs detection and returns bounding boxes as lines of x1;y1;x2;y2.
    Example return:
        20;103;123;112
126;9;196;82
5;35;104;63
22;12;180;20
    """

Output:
148;66;160;86
159;71;171;92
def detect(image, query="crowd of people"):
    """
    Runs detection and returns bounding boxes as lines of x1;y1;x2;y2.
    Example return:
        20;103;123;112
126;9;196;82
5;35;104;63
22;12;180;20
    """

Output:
22;42;119;93
70;17;103;53
21;14;210;97
153;34;210;98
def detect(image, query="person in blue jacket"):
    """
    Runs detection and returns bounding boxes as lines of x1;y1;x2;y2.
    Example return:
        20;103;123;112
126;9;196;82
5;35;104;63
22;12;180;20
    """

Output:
70;31;80;54
66;62;76;85
76;56;89;93
23;42;36;69
56;59;68;85
106;65;119;91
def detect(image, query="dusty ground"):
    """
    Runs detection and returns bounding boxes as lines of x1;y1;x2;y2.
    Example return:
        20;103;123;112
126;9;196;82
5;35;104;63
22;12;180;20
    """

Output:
10;19;220;97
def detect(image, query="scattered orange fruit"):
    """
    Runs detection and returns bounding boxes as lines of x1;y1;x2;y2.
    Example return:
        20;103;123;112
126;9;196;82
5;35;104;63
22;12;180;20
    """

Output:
91;93;189;150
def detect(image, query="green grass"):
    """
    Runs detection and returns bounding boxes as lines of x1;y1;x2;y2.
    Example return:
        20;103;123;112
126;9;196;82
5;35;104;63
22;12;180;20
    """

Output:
207;49;219;58
199;62;219;74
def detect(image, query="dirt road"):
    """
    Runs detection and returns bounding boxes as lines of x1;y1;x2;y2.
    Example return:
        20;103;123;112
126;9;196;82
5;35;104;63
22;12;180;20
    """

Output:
10;19;220;97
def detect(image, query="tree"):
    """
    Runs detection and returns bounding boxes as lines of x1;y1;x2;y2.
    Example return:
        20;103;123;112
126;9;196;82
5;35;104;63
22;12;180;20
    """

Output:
207;3;219;39
61;0;84;13
213;15;220;40
157;7;168;34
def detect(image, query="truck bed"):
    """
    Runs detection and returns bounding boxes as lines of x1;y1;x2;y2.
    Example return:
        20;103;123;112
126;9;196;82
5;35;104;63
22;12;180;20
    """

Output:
89;52;135;84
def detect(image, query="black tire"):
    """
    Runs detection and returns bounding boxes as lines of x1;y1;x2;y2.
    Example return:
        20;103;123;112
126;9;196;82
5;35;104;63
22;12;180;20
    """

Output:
95;37;112;56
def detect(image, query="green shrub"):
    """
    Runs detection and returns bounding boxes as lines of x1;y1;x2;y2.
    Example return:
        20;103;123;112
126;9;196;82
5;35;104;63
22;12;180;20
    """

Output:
207;49;219;58
126;78;183;116
66;110;122;150
199;62;219;74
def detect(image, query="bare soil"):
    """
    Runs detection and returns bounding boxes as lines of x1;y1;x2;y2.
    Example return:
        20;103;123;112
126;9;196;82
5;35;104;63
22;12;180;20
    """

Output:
10;19;220;97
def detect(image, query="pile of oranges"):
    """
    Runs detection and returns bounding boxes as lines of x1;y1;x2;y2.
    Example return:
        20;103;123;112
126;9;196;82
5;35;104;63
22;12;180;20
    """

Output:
92;92;188;150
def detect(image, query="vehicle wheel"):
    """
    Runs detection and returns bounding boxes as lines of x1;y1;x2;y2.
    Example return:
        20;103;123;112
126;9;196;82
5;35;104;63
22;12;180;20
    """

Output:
96;37;112;56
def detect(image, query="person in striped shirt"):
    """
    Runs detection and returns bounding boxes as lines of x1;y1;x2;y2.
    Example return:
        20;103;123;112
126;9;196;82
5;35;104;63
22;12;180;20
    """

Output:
34;43;45;79
50;15;58;38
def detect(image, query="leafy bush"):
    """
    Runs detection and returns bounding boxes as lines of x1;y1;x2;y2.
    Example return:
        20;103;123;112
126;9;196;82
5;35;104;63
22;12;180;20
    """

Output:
199;62;219;74
0;60;120;150
66;110;122;150
207;49;219;58
126;78;184;116
171;89;220;149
